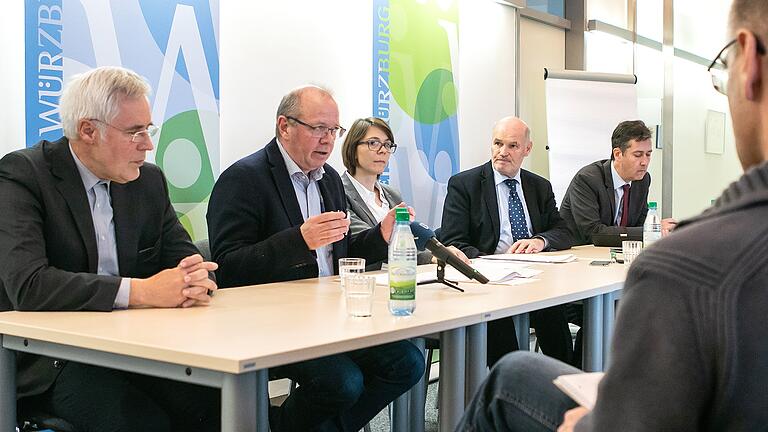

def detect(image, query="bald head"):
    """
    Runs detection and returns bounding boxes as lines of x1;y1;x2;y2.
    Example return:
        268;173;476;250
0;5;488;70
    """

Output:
493;117;531;143
490;116;533;178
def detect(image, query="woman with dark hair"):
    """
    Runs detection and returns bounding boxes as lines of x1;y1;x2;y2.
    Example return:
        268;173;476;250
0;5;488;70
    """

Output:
340;117;468;267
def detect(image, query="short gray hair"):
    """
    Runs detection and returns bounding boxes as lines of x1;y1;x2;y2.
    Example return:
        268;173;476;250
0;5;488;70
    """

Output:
274;85;334;137
60;66;151;140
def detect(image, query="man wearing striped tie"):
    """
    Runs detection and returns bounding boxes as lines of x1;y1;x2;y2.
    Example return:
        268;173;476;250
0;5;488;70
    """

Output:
440;116;575;367
559;120;677;246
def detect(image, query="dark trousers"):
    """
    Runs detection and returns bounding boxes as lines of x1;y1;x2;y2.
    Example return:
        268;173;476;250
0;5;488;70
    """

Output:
22;361;220;432
487;304;574;367
269;340;425;432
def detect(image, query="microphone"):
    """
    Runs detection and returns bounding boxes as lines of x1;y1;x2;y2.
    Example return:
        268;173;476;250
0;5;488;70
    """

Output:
409;222;490;284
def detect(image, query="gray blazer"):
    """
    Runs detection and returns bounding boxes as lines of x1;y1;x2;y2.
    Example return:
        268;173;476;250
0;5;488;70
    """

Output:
342;172;433;266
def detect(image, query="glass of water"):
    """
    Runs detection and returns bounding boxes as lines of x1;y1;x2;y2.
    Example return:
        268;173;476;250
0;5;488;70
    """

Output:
345;275;375;317
622;241;643;267
339;257;365;291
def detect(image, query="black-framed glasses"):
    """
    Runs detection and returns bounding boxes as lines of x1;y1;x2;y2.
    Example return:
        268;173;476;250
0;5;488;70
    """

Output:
358;139;397;154
707;34;767;95
90;118;159;143
286;116;346;139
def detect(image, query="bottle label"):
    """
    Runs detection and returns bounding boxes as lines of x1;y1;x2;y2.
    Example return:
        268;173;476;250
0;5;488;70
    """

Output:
390;279;415;300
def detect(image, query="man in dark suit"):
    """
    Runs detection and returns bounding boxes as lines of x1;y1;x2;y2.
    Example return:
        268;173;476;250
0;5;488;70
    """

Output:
207;85;424;432
0;67;219;431
440;116;574;367
560;120;676;246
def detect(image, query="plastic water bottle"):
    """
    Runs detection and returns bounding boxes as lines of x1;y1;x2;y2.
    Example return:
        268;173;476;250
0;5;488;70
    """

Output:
643;201;662;248
388;208;417;316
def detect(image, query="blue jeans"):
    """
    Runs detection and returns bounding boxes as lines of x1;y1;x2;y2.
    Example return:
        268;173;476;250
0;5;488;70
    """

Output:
270;340;425;432
457;351;580;432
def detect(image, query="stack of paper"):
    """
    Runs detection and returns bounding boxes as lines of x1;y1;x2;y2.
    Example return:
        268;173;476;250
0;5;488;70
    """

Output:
478;253;576;264
552;372;604;409
443;260;542;284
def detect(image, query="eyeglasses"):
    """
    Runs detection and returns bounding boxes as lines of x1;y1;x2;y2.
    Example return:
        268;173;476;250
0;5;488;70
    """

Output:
90;119;159;143
358;139;397;154
707;34;766;95
286;116;346;139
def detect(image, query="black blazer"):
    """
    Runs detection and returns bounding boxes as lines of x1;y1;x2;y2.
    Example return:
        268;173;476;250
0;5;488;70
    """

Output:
207;139;388;288
0;137;198;398
440;162;571;259
559;159;650;246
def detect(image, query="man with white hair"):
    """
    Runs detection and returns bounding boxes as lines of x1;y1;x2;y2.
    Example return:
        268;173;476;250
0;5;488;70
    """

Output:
0;66;219;431
457;1;768;430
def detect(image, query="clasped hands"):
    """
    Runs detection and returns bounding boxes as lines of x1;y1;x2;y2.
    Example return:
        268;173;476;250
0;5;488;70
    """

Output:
130;254;218;308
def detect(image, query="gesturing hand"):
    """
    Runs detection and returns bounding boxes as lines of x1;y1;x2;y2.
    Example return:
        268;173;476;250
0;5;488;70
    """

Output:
300;211;350;250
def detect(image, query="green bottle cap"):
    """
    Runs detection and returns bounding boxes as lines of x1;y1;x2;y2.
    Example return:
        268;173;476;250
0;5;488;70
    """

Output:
395;207;410;222
648;201;658;209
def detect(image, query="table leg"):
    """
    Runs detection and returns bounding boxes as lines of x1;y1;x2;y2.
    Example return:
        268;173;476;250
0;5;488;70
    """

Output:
465;322;487;406
392;392;409;431
602;291;617;368
512;313;530;351
0;335;16;432
222;370;265;432
439;327;466;432
583;296;604;372
408;338;426;432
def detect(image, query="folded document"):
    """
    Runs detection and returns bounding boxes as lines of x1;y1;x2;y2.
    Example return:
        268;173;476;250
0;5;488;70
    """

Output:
552;372;604;409
478;253;576;264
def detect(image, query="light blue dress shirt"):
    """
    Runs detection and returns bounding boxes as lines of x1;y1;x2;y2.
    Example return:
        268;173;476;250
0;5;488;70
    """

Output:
276;139;334;277
69;145;131;309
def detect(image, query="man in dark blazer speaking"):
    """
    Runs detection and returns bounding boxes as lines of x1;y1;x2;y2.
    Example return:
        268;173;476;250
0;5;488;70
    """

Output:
207;85;423;432
0;67;219;431
440;116;575;367
559;120;676;246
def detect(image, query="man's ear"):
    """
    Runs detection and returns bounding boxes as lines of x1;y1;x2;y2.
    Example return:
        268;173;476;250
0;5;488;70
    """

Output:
740;31;763;101
78;119;98;144
277;116;290;139
612;146;622;160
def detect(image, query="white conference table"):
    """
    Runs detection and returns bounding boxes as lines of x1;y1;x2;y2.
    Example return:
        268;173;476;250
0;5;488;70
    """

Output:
0;246;625;432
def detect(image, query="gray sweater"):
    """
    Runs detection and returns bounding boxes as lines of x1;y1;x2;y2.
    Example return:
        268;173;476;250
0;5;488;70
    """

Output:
577;162;768;431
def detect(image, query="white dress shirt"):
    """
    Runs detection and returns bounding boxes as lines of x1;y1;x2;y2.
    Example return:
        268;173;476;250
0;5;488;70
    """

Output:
345;173;390;223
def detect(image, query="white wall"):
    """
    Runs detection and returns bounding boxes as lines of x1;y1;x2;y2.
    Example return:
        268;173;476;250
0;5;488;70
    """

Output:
221;0;517;175
219;0;373;171
518;17;565;179
672;58;739;219
457;0;517;171
0;1;25;156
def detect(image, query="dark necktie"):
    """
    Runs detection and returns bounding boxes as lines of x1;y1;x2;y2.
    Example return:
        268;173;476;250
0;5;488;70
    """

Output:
619;184;631;227
504;179;530;240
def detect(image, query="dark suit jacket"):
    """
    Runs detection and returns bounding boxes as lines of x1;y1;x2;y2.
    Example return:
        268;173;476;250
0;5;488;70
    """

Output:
440;162;571;259
207;139;388;288
559;159;650;246
0;137;198;398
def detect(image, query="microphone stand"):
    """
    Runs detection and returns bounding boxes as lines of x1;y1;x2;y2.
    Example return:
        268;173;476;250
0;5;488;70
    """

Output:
417;259;465;292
